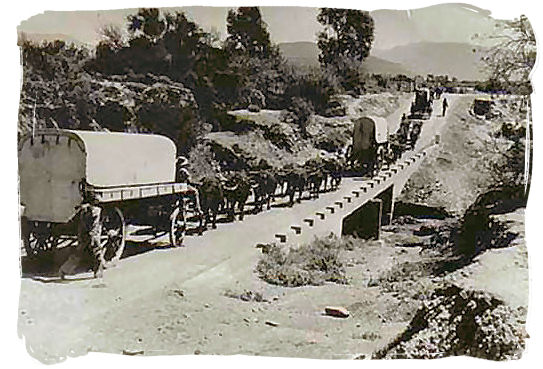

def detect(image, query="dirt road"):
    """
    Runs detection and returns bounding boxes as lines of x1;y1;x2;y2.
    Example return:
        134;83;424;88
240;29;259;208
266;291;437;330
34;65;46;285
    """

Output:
19;95;475;363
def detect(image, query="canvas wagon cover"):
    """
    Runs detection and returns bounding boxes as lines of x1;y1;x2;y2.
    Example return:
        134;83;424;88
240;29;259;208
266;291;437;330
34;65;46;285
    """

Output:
18;130;177;222
353;116;388;148
67;130;177;187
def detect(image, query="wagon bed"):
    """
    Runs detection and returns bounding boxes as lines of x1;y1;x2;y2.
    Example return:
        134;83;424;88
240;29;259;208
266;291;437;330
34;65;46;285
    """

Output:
92;182;193;203
19;129;200;260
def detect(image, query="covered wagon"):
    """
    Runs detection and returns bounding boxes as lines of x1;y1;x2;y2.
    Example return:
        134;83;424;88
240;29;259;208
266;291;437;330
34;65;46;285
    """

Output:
348;116;389;175
18;129;200;260
409;88;433;119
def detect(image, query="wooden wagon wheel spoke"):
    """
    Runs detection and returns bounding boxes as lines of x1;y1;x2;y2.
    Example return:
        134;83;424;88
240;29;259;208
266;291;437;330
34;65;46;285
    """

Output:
169;207;186;247
23;221;57;257
101;207;126;264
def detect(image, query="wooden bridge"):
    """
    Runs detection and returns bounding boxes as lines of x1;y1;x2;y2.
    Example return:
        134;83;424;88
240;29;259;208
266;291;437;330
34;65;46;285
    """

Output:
270;146;434;246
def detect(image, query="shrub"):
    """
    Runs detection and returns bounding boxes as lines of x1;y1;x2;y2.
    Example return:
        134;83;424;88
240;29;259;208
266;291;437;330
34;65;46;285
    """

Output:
283;69;336;115
255;234;348;287
283;97;314;134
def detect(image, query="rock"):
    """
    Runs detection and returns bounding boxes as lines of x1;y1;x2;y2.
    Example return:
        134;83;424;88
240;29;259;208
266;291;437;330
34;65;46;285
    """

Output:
122;349;144;356
265;320;279;327
171;289;184;298
324;306;350;318
248;104;261;113
414;225;436;236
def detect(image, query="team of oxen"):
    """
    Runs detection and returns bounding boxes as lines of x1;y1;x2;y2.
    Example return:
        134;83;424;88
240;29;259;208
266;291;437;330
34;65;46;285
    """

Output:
192;155;345;232
191;120;422;233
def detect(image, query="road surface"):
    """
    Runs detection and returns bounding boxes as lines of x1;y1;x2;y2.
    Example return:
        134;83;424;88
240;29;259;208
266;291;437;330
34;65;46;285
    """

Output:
18;94;462;363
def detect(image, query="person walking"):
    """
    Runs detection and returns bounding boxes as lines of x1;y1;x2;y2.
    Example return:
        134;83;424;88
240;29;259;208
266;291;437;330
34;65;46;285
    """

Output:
442;97;449;116
175;155;202;223
59;193;105;279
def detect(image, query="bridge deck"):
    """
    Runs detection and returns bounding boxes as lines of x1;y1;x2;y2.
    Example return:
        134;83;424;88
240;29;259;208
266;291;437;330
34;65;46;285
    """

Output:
271;148;433;246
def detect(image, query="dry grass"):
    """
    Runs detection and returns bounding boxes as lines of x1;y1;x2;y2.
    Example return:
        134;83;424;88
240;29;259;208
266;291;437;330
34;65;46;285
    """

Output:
256;234;351;287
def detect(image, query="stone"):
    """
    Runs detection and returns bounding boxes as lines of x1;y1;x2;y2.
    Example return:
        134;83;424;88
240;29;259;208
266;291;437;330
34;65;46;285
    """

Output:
248;104;261;112
324;306;350;318
265;320;279;327
122;349;144;356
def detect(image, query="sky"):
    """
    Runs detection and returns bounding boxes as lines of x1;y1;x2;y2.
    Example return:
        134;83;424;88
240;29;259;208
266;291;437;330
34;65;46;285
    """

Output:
18;4;502;51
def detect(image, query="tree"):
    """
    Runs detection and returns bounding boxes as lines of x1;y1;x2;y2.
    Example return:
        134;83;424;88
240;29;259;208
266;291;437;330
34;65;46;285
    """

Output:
481;15;536;91
127;8;166;43
226;7;276;59
98;24;125;50
317;8;374;70
316;8;374;93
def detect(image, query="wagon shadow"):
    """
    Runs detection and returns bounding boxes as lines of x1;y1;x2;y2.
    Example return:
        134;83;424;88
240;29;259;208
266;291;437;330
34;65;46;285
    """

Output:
121;240;175;258
20;246;100;280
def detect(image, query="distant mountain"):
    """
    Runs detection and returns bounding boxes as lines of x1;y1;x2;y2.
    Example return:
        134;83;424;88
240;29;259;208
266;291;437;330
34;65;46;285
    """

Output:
278;42;320;67
278;41;413;76
18;32;85;46
362;56;413;76
372;42;488;81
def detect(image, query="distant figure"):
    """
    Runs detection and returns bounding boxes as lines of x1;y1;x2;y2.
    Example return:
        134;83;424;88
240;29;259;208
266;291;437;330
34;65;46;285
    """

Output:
442;97;449;116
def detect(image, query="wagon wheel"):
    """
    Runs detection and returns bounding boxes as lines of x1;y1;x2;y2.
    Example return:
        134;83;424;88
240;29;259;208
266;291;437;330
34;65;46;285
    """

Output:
22;221;58;258
169;206;186;247
101;207;126;264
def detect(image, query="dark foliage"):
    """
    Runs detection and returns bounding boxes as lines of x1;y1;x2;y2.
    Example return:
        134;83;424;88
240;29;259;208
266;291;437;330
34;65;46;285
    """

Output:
455;185;526;259
225;7;277;59
317;8;375;92
89;8;234;129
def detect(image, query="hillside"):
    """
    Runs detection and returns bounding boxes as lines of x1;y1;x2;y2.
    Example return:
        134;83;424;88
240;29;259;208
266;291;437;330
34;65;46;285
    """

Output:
278;42;412;76
18;32;85;46
372;42;488;81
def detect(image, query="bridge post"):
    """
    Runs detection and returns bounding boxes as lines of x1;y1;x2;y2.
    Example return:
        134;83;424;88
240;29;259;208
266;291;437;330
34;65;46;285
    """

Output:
341;199;382;240
377;185;394;226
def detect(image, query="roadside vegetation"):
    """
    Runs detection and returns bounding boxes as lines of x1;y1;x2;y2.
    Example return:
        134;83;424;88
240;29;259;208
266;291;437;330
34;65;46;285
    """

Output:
256;235;350;287
18;7;375;151
18;7;534;362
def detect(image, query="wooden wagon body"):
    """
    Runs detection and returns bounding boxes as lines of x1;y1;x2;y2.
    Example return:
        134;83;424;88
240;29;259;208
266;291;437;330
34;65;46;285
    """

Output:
18;129;199;260
350;116;389;175
409;88;433;119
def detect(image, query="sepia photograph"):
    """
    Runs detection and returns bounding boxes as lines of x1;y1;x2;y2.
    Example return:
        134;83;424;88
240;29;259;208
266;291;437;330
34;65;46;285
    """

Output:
8;0;541;365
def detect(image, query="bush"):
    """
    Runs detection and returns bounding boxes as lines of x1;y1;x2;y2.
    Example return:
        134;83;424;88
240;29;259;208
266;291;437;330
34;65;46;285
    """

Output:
186;143;221;182
374;285;527;360
283;69;337;115
255;235;348;287
283;97;314;134
313;126;350;152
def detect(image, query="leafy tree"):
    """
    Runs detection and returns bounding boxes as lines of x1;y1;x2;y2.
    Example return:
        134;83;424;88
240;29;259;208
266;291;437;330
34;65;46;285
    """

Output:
317;8;374;71
226;7;277;59
18;39;94;133
480;15;536;92
98;24;125;50
127;8;166;42
223;7;290;110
